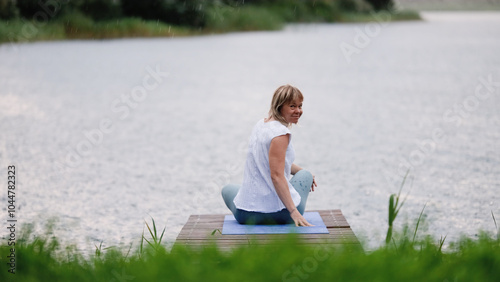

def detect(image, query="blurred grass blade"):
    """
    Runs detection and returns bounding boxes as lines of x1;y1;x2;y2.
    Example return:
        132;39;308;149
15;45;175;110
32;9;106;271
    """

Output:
386;194;395;245
412;203;427;243
94;241;103;257
386;169;411;245
438;235;447;253
143;217;167;251
492;210;498;240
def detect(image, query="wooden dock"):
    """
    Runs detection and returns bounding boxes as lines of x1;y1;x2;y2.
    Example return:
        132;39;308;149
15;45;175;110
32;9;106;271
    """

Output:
174;209;362;250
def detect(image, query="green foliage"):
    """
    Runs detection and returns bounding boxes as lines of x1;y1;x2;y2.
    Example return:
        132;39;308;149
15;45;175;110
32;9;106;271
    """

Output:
121;0;208;27
392;9;421;20
259;0;341;23
1;228;499;281
339;0;358;12
1;0;420;44
1;208;499;281
338;0;373;13
0;11;193;43
305;0;342;22
365;0;394;11
206;4;283;32
0;18;65;43
341;9;420;22
58;9;94;36
79;0;122;21
0;0;18;19
16;0;41;18
16;0;71;20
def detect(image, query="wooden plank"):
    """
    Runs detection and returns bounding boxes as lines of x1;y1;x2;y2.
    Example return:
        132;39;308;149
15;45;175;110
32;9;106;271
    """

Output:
177;232;359;241
174;209;362;250
177;229;358;239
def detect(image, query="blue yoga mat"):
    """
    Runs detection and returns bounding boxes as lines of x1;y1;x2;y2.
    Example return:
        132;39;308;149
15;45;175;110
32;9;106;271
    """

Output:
221;211;329;235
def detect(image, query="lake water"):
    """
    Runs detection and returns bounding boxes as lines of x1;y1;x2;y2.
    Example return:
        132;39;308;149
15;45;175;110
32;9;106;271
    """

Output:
1;11;499;251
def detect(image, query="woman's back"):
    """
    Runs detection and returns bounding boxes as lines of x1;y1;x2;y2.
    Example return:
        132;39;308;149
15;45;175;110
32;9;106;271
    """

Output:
233;119;301;213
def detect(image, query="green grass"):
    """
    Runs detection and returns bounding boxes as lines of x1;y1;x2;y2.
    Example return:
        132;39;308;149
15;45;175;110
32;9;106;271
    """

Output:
0;19;66;43
339;9;421;22
140;216;166;253
60;13;194;40
397;0;500;11
1;227;499;281
1;175;497;280
2;195;499;281
205;5;285;32
385;170;411;245
0;12;194;44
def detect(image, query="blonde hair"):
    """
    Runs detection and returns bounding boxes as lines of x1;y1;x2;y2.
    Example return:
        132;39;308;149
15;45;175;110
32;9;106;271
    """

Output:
268;84;304;127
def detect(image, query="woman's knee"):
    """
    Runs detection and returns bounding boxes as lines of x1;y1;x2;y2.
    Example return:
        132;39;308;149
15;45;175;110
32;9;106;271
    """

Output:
295;170;313;186
296;169;312;179
222;184;240;214
221;184;240;200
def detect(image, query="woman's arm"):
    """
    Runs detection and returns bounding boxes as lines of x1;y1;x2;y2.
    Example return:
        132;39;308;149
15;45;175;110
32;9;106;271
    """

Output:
269;135;313;227
291;163;302;175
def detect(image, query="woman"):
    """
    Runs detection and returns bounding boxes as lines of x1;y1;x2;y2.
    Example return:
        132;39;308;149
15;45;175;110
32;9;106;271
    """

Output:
221;84;317;227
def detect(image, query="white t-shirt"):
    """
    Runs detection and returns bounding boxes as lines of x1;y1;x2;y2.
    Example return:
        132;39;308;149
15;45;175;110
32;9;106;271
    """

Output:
233;119;301;212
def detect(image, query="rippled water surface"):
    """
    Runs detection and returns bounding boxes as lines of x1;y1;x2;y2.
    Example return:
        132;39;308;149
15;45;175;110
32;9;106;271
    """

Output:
1;12;499;250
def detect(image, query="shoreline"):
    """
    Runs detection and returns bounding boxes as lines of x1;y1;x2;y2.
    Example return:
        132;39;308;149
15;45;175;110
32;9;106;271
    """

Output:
0;9;421;46
396;0;500;11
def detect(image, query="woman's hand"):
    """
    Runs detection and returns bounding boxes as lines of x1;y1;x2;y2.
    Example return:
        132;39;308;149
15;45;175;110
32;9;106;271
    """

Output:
311;175;317;192
290;208;314;227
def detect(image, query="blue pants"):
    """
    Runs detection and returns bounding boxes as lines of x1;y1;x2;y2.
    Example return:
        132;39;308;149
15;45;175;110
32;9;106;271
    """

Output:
221;170;313;224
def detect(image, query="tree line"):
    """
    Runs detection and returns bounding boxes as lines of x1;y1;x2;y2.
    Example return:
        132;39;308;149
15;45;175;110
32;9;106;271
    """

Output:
0;0;395;27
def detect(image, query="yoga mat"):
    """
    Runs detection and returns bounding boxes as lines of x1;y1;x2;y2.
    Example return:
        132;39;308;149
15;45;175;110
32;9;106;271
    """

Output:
221;212;329;235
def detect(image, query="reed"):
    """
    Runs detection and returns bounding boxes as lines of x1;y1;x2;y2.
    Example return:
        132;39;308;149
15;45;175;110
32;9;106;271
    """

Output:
412;203;427;244
437;234;447;253
385;169;411;245
493;211;499;240
140;216;166;254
